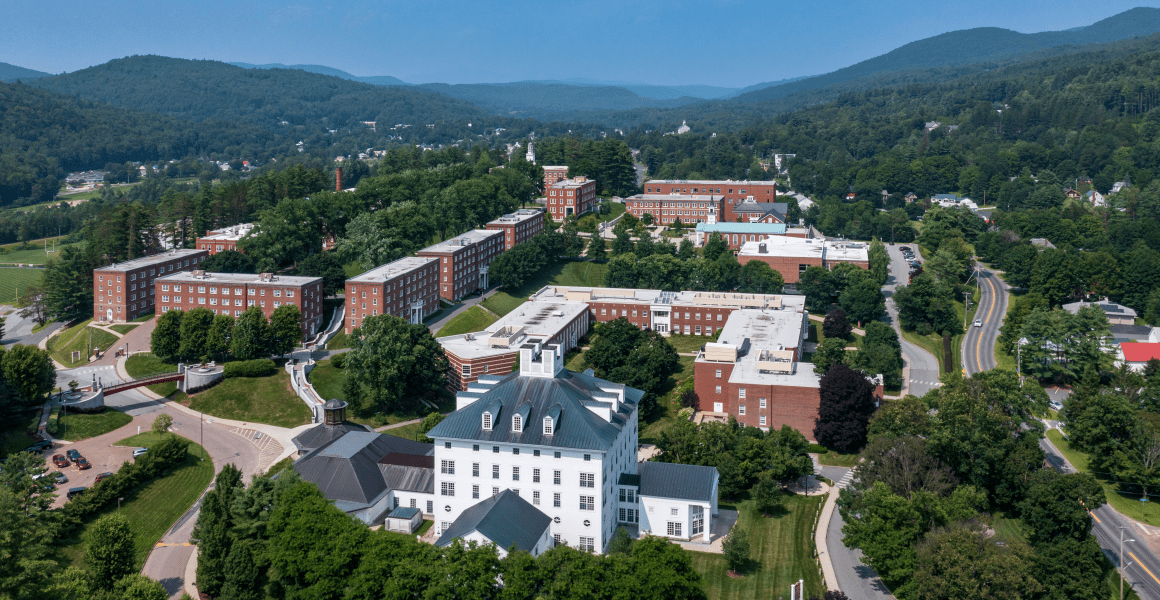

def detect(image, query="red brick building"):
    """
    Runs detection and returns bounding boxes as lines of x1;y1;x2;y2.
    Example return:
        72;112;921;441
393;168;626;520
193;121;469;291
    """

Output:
485;208;545;250
195;223;255;255
156;271;324;339
624;194;720;225
543;166;569;189
417;229;506;301
93;249;209;323
545;177;597;220
736;238;869;284
344;256;440;334
643;180;776;222
437;300;590;391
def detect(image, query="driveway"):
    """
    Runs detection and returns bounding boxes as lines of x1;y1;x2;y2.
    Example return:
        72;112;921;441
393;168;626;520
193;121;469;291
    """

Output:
883;245;941;396
962;264;1009;375
1;305;64;350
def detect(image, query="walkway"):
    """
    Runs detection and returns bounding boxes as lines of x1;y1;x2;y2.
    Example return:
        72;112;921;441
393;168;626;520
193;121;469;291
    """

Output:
883;245;941;397
426;286;502;334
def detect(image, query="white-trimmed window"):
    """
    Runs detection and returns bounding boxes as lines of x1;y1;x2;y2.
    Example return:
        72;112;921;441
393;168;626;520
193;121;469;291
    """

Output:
760;415;767;426
553;492;561;507
482;411;491;430
554;470;561;485
472;485;480;499
441;482;454;496
760;398;767;409
533;491;541;505
580;496;594;511
533;468;541;483
580;537;595;552
512;415;522;432
441;460;454;475
543;417;553;435
739;405;746;416
580;473;595;488
472;463;479;477
492;464;500;479
739;388;746;399
667;522;682;537
513;466;520;481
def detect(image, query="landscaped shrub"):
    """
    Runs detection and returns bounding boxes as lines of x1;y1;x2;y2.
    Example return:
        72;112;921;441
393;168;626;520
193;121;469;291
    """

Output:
330;353;347;369
223;358;277;378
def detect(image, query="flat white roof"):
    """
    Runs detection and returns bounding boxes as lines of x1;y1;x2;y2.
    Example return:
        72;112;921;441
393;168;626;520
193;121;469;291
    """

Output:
549;178;595;189
437;300;589;360
419;229;504;254
698;309;817;387
159;271;321;286
626;194;716;201
348;257;438;283
487;208;543;225
737;237;869;262
531;286;806;312
646;179;771;185
96;249;205;272
199;223;255;242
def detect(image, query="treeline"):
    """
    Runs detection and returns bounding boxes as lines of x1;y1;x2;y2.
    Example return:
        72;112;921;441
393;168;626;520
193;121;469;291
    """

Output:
841;371;1115;600
190;465;707;600
533;137;641;196
489;230;586;290
604;230;784;293
151;305;304;363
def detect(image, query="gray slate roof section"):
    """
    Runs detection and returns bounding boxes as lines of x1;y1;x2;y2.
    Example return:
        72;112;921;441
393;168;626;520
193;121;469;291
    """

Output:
426;369;644;451
435;490;551;553
379;464;435;494
293;431;434;510
638;461;719;502
1110;324;1153;341
290;421;370;452
388;506;421;519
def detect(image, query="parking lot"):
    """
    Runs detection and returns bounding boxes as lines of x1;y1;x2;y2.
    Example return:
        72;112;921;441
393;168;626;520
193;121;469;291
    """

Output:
36;421;149;508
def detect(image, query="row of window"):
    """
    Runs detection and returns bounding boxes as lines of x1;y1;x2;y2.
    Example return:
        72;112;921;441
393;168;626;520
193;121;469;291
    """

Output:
159;284;295;297
450;443;588;460
97;257;201;283
161;296;284;308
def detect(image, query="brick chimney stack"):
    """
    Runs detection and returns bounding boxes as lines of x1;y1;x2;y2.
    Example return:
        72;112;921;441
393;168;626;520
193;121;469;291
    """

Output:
335;167;343;192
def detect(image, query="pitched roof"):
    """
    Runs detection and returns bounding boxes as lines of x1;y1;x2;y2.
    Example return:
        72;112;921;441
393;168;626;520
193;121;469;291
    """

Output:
638;461;719;502
1121;342;1160;363
293;432;434;509
435;490;551;553
426;369;643;451
1110;324;1152;339
387;506;421;520
290;421;370;452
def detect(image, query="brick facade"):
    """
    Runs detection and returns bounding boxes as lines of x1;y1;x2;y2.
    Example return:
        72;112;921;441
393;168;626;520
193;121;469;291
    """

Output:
195;223;254;255
643;180;776;223
625;194;720;226
93;249;209;323
545;177;597;221
417;230;506;301
543;166;569;189
345;257;440;334
485;209;545;251
156;271;324;339
693;365;821;439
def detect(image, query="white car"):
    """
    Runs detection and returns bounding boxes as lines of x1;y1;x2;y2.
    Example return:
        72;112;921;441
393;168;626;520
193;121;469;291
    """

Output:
131;448;148;458
973;319;982;327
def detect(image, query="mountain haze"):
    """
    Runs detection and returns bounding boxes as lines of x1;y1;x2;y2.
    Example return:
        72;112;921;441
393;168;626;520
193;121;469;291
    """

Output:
0;61;51;82
229;62;411;86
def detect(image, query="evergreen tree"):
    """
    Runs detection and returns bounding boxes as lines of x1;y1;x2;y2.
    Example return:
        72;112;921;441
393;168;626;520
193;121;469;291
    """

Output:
206;314;234;360
86;513;135;590
270;304;303;356
178;307;214;361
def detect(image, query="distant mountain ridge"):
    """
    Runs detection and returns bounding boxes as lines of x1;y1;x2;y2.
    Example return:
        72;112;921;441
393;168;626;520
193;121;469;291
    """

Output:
229;62;411;86
0;61;51;82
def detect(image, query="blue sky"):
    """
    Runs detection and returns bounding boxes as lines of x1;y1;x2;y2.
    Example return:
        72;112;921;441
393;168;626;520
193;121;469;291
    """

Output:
1;0;1154;87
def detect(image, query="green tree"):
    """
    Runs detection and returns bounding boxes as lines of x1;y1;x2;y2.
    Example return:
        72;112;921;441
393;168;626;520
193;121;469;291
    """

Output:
913;523;1041;600
752;474;784;516
0;486;57;600
417;412;446;443
814;363;876;453
604;253;640;288
2;344;55;409
812;337;848;374
206;313;234;360
230;307;272;360
86;513;135;590
200;250;255;274
737;260;783;293
611;230;634;256
342;315;449;414
838;279;885;326
587;234;606;257
722;525;750;573
701;232;727;262
678;238;696;260
798;265;835;311
178;307;214;361
43;245;97;323
267;482;368;599
218;542;262;600
151;309;183;361
296;251;347;296
151;413;173;435
270;304;303;356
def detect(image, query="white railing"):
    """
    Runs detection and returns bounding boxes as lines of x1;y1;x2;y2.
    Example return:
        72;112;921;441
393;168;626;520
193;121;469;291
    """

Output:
310;302;345;348
287;359;324;422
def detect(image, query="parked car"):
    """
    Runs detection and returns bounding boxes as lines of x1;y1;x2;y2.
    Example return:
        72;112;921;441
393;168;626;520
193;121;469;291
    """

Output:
132;448;148;458
74;458;91;470
53;472;68;485
65;449;82;460
94;472;114;484
52;454;70;468
66;487;87;500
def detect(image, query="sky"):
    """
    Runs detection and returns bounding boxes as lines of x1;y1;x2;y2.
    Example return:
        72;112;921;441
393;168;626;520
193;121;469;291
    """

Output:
1;0;1155;87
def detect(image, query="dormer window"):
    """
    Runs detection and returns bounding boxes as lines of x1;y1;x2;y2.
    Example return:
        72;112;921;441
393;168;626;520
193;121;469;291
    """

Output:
482;412;492;431
543;417;554;436
513;415;523;432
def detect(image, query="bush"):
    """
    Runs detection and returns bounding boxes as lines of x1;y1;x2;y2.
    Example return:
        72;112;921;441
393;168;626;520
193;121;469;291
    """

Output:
61;436;191;531
331;353;347;369
916;322;933;336
223;358;277;378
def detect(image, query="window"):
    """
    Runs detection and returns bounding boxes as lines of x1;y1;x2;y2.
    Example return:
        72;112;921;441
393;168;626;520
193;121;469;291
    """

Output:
445;442;451;449
492;487;499;496
760;415;767;426
543;417;553;435
554;451;561;459
553;470;561;485
441;482;455;496
533;449;540;457
580;537;595;552
441;460;455;474
512;415;522;432
671;507;679;516
472;463;479;477
462;365;471;376
492;464;500;479
580;473;595;488
513;447;520;456
533;491;541;505
760;398;767;409
426;501;433;514
667;522;683;537
554;533;562;544
739;388;746;399
513;466;520;481
715;385;722;394
493;446;500;453
533;468;541;483
692;507;704;535
580;496;594;511
473;444;479;452
739;405;746;416
482;412;491;430
583;454;591;462
553;493;561;508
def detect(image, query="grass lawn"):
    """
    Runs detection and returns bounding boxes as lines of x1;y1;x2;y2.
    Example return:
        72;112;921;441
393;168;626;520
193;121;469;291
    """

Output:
481;260;609;317
667;334;719;354
1045;430;1160;528
0;239;85;265
689;494;826;600
327;330;351;350
436;306;498;338
309;359;450;427
900;297;964;375
173;371;311;428
0;411;43;457
0;267;44;304
48;319;120;368
47;408;132;442
110;324;139;335
124;353;181;395
264;455;295;477
384;423;425;441
60;433;212;570
565;349;587;372
639;355;695;445
809;444;858;467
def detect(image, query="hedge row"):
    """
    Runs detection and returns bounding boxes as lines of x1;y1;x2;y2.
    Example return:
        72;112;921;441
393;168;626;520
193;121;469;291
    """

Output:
223;358;277;378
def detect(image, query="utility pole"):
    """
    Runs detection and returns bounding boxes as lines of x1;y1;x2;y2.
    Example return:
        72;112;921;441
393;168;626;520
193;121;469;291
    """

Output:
1120;526;1136;600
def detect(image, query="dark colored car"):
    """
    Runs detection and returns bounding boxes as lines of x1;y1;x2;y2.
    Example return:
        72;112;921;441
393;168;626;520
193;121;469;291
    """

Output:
74;457;91;470
52;454;70;468
94;472;114;484
65;449;82;460
66;487;87;499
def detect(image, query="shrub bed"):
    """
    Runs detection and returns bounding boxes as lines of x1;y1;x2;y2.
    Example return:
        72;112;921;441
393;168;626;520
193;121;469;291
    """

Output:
223;358;278;378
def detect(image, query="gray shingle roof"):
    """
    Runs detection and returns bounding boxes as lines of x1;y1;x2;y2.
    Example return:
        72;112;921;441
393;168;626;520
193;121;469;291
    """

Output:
435;490;551;553
290;421;371;452
293;432;434;509
426;370;643;451
387;506;421;519
638;461;719;502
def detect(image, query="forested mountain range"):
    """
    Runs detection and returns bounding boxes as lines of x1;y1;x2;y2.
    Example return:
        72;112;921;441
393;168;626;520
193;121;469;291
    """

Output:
229;62;411;86
0;61;50;82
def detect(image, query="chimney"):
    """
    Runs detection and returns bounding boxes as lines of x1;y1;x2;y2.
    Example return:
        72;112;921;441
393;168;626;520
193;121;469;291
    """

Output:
335;167;343;192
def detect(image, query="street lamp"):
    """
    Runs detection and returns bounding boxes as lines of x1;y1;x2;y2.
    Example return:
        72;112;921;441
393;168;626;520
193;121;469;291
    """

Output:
1120;526;1136;600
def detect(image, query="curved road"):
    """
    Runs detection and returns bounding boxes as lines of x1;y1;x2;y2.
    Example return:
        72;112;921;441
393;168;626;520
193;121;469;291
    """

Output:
883;245;942;396
962;265;1008;376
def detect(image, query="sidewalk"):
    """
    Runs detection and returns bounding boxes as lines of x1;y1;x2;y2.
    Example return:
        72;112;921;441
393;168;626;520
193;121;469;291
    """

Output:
426;287;502;334
815;482;840;591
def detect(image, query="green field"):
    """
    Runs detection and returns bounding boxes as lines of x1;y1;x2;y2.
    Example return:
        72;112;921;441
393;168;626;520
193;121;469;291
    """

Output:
0;240;85;265
47;320;120;368
327;330;351;350
174;370;311;428
61;433;213;569
47;408;132;442
125;353;181;396
110;324;139;335
667;334;719;354
689;495;826;600
0;268;44;304
809;444;859;467
481;259;609;317
435;306;499;338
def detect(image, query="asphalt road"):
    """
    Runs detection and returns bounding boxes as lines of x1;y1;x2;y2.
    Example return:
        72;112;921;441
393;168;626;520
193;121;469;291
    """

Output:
883;245;942;396
962;265;1009;375
1040;432;1160;600
1;305;64;350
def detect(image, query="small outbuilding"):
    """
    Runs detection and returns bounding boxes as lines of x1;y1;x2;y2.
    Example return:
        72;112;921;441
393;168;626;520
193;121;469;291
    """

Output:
384;506;424;533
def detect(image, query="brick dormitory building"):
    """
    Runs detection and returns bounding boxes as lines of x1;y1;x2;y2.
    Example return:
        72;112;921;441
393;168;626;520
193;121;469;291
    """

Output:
485;208;544;250
93;249;209;323
545;176;597;220
417;230;506;302
195;223;255;255
156;270;324;339
736;237;869;284
640;180;777;223
345;257;441;334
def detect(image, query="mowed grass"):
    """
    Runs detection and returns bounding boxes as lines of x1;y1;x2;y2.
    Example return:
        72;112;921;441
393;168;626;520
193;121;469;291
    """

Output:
0;267;44;303
0;240;85;265
1045;429;1160;527
689;495;826;600
308;359;449;428
174;370;311;428
436;306;498;338
47;408;132;442
327;330;351;350
110;324;139;335
125;353;181;395
61;433;213;570
481;260;609;317
48;320;120;368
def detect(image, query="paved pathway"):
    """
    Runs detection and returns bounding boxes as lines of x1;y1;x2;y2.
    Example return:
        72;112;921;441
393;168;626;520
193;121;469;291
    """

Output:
884;245;941;397
0;304;64;350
